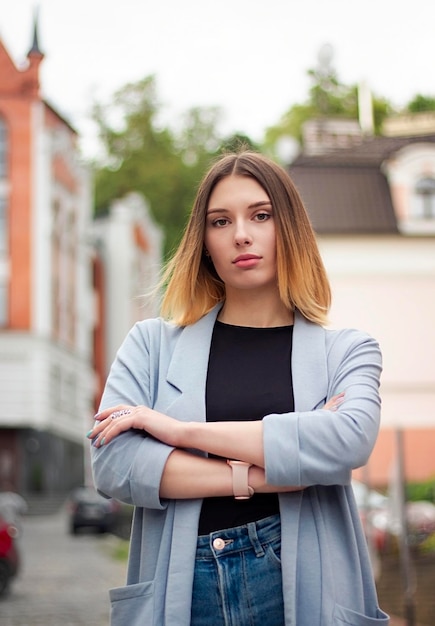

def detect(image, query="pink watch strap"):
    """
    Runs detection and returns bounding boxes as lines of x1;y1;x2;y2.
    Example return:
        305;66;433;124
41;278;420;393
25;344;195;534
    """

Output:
227;460;254;499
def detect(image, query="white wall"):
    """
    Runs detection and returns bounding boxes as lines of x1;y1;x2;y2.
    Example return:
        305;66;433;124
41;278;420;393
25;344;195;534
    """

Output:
93;192;163;373
319;236;435;429
0;333;94;443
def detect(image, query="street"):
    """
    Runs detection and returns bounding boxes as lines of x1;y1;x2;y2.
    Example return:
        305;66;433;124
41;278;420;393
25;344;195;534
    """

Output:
0;509;127;625
1;509;433;626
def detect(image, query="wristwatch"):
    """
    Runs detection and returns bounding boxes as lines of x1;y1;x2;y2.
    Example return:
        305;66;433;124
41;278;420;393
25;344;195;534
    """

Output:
227;460;254;500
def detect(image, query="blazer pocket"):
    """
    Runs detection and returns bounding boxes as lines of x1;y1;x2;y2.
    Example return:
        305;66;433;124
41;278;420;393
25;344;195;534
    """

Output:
110;581;154;626
333;603;390;625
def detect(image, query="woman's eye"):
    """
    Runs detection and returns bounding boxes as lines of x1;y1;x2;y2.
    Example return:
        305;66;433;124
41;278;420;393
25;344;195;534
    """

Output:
213;218;229;227
255;213;271;221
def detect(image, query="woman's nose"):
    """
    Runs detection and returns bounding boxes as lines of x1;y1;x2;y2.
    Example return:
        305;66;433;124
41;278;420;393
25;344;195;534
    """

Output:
234;221;252;246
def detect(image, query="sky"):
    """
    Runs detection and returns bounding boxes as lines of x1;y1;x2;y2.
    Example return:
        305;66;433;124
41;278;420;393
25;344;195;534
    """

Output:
1;0;434;159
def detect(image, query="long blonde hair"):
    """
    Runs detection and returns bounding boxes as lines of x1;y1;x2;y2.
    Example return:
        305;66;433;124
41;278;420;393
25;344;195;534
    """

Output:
160;151;331;326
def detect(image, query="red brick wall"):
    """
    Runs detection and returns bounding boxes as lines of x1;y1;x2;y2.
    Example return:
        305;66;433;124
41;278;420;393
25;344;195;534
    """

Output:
354;428;435;487
0;98;33;329
0;39;41;330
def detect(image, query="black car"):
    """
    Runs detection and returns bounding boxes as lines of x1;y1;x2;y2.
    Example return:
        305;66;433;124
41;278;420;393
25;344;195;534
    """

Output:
67;487;120;535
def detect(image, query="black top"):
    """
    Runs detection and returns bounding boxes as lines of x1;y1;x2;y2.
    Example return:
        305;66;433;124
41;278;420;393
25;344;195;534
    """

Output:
198;321;294;535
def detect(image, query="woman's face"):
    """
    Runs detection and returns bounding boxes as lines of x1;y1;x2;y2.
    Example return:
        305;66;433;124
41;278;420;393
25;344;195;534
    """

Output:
204;175;278;295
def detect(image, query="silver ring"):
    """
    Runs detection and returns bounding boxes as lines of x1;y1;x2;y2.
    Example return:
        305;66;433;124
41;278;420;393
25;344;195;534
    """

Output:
111;409;132;420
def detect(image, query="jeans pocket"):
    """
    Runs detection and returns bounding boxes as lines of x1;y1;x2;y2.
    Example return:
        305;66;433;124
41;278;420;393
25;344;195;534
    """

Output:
333;603;390;625
265;535;282;566
110;581;154;626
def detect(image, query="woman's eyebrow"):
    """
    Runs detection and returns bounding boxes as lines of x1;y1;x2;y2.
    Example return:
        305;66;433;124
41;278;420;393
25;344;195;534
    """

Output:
207;201;272;215
248;201;272;209
207;208;230;215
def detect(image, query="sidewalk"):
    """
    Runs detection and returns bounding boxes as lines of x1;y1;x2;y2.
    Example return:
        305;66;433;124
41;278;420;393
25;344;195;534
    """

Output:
376;551;435;626
390;618;427;626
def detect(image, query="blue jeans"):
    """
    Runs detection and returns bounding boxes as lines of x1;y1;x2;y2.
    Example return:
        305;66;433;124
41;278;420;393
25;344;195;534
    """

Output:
191;514;285;626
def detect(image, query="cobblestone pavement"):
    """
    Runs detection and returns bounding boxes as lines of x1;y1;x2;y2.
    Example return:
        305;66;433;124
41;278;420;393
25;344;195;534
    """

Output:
0;510;127;625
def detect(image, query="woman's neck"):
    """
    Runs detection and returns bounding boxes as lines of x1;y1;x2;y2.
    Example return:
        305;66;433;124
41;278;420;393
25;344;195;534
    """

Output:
218;292;294;328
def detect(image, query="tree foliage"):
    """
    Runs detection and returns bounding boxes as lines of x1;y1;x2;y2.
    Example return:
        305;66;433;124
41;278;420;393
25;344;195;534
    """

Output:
406;94;435;113
92;76;262;256
93;77;217;255
90;59;431;254
263;48;391;157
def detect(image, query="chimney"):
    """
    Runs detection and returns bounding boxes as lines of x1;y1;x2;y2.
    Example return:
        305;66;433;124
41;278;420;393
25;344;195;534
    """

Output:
358;80;374;136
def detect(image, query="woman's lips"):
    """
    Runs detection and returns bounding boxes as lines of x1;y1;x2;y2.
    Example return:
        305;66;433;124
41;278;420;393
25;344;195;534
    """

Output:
232;254;261;268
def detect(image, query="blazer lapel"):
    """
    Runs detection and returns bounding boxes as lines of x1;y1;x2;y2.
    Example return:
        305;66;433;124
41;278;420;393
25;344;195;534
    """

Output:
162;306;328;421
163;305;221;422
292;310;329;411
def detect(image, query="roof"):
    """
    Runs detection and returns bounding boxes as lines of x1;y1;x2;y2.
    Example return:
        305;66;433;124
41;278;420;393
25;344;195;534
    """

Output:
289;133;435;235
27;10;44;58
289;166;398;234
293;133;435;167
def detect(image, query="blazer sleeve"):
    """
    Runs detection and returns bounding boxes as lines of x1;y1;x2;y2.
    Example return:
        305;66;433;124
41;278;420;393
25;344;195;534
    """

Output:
262;329;382;486
91;320;174;510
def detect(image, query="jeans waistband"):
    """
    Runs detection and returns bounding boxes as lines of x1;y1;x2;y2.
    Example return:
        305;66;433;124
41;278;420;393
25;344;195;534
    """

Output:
196;513;281;558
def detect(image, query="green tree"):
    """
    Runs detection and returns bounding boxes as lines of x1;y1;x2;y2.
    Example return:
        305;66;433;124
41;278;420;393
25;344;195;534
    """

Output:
218;132;259;154
406;94;435;113
93;77;182;250
92;76;226;256
262;46;391;157
175;105;222;166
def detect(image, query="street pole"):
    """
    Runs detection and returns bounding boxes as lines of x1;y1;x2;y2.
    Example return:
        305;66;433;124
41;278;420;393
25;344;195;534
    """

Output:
395;428;415;626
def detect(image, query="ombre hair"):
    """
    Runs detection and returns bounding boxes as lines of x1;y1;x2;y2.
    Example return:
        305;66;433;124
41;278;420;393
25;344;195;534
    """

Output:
160;150;331;326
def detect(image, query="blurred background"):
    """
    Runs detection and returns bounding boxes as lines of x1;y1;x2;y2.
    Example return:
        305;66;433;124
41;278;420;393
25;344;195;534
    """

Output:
0;1;434;624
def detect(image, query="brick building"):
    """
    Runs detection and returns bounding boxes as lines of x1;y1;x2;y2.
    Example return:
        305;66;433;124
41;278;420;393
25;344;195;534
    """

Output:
0;18;95;495
0;16;163;500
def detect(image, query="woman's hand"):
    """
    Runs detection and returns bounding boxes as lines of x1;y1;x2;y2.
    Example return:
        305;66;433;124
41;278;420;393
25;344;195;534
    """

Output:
88;405;185;448
323;391;345;412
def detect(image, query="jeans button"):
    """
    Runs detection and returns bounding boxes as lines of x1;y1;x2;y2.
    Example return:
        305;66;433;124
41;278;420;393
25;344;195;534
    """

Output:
213;537;225;550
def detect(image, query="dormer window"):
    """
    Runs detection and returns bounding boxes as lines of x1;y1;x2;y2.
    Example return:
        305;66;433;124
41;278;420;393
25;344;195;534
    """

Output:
414;177;435;219
383;143;435;235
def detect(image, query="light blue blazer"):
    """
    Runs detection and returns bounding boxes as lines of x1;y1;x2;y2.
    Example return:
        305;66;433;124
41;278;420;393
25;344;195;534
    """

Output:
92;305;389;625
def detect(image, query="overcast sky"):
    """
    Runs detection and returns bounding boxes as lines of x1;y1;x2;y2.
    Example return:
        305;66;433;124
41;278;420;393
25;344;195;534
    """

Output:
1;0;434;158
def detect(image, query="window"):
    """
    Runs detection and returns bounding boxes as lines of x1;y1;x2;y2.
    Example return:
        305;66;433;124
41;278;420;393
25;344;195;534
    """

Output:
0;196;6;253
0;284;6;325
0;118;7;253
414;177;435;219
50;365;62;410
0;118;8;325
0;118;7;179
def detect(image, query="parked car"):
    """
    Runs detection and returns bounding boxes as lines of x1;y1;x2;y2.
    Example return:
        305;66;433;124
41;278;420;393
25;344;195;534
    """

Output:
0;513;20;596
67;487;120;535
352;480;435;550
352;480;390;552
398;500;435;545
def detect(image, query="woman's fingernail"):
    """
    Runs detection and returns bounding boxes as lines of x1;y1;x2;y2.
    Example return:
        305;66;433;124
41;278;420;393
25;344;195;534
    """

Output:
100;437;105;446
86;430;93;438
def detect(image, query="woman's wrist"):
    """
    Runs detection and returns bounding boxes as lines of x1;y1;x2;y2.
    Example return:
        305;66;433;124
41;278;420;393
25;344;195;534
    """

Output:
249;466;303;494
180;421;201;449
249;465;266;493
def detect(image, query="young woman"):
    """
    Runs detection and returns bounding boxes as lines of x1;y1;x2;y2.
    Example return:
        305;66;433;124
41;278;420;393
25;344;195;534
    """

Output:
89;151;389;625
